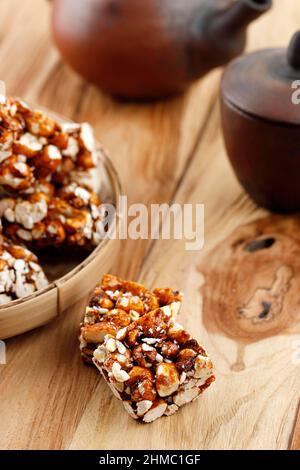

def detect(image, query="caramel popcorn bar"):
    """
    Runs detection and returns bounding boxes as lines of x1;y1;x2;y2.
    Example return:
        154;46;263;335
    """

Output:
0;236;48;304
0;97;97;194
0;182;105;248
80;275;215;423
80;274;183;363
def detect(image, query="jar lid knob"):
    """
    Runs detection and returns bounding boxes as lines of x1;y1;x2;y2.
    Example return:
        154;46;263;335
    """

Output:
287;31;300;69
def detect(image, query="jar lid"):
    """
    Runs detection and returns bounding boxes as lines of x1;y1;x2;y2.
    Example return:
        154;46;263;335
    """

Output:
221;31;300;125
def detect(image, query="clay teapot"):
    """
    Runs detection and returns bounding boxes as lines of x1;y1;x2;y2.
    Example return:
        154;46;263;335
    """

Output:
221;31;300;214
51;0;272;99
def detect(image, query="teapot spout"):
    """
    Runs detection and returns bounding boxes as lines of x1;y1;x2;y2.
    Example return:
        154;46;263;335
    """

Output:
223;0;272;31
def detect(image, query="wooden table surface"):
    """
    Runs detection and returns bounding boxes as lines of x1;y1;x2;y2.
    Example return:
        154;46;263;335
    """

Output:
0;0;300;450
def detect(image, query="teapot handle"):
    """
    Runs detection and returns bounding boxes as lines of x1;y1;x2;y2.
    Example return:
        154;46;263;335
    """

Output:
288;31;300;70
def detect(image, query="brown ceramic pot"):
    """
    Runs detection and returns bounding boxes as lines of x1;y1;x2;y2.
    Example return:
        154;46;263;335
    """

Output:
51;0;271;99
221;31;300;214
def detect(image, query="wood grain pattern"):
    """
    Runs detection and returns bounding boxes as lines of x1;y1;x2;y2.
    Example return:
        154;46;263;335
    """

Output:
290;401;300;450
0;0;299;450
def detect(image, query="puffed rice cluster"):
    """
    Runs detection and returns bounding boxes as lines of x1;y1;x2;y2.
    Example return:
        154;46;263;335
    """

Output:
0;97;108;304
0;97;106;249
80;274;183;363
0;223;48;304
0;97;96;193
0;182;105;248
80;275;215;423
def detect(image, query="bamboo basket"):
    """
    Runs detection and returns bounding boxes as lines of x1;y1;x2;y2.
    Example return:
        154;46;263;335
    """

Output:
0;111;122;340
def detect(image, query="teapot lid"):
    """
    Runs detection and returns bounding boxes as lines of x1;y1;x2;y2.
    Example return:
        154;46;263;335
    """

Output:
221;31;300;126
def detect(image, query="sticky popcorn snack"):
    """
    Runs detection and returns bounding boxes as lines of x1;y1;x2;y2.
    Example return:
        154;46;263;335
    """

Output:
80;275;215;423
0;97;107;249
0;236;48;304
80;274;182;363
0;97;97;193
0;182;105;248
